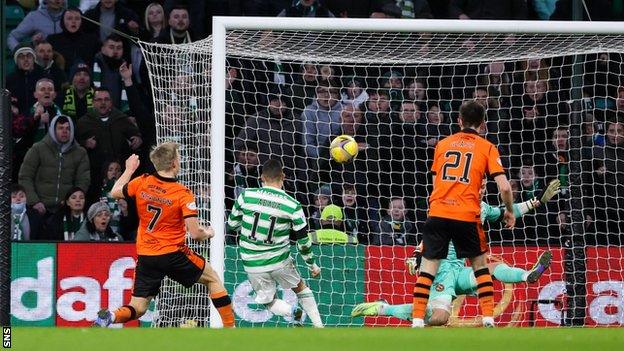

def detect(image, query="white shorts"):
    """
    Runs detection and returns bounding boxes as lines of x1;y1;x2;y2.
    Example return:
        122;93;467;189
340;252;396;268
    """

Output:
247;258;302;304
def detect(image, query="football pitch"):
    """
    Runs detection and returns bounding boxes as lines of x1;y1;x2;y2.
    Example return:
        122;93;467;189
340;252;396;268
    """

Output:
10;327;624;351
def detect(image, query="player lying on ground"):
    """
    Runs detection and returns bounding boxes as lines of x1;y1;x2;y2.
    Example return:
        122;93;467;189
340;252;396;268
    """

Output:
227;159;324;327
94;143;235;327
352;179;560;326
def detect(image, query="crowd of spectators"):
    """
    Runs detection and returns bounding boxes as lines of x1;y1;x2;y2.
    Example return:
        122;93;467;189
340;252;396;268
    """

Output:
5;0;624;246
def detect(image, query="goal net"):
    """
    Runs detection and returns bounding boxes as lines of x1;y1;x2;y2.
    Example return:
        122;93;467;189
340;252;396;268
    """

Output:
139;19;624;327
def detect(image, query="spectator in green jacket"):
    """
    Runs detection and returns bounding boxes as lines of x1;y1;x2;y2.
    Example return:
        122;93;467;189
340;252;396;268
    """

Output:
19;114;91;216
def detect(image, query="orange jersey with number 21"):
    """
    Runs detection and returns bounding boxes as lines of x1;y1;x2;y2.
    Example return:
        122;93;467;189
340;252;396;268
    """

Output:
123;173;198;255
428;129;505;222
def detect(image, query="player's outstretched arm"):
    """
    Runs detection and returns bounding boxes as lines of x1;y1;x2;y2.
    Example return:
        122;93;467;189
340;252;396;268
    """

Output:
494;174;515;228
111;154;140;199
185;217;214;241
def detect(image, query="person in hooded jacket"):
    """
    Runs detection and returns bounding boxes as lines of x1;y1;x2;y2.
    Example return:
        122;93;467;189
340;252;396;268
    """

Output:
18;115;91;216
47;7;101;74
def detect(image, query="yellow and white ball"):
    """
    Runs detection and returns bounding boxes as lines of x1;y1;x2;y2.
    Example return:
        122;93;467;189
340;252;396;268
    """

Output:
330;135;359;164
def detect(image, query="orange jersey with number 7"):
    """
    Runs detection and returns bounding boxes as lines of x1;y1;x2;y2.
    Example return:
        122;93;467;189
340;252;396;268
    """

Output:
123;173;198;255
428;129;505;222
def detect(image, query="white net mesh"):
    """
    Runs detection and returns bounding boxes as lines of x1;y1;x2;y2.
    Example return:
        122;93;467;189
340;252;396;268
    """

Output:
140;28;624;327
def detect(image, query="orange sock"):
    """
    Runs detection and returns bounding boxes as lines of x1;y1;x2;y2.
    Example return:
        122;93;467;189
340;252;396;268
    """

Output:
113;305;136;323
211;290;235;327
474;268;494;317
412;272;434;320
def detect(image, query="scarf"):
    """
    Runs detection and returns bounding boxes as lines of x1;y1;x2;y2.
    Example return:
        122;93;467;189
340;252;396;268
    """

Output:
63;86;94;120
30;102;62;143
63;213;84;241
396;0;415;18
101;179;121;234
12;211;27;240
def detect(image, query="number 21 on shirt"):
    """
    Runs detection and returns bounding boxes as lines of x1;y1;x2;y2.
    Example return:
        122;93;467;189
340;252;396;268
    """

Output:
441;150;473;184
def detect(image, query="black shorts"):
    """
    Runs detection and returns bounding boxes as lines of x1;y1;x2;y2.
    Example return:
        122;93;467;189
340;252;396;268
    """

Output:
133;247;205;298
422;216;488;260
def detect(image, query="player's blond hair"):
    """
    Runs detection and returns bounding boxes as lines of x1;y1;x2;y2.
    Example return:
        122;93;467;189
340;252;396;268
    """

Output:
150;142;179;172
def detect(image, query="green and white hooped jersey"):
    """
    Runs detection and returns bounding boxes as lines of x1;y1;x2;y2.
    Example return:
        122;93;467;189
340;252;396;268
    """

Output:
227;186;309;273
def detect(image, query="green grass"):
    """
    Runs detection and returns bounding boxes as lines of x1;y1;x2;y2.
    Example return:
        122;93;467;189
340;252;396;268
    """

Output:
10;327;624;351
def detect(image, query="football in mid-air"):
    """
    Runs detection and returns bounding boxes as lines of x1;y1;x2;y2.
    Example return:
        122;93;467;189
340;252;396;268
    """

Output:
330;135;359;164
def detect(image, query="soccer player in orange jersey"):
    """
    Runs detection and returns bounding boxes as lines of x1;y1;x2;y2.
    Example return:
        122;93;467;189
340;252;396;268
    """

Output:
411;101;515;328
93;142;235;327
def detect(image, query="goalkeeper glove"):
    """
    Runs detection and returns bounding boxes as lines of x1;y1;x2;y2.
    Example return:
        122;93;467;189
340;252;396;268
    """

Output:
406;243;423;275
537;179;561;204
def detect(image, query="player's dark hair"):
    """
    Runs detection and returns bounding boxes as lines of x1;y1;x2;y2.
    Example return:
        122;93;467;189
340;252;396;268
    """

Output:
261;159;283;181
459;100;485;128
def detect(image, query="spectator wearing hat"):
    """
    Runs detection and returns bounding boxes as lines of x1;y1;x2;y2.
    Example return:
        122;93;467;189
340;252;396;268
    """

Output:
19;115;91;216
47;7;101;73
6;45;45;114
62;62;95;122
33;40;67;95
7;0;65;51
308;204;357;244
372;197;417;246
234;86;301;179
73;201;124;241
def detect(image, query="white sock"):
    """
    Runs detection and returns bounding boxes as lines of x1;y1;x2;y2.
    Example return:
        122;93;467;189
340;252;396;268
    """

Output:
267;299;293;317
521;272;529;281
297;287;323;328
412;318;425;328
